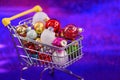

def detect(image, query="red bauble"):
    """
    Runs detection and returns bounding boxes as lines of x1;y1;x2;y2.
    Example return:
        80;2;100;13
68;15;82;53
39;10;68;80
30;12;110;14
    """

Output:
45;19;60;33
63;24;79;40
24;42;36;54
38;53;51;64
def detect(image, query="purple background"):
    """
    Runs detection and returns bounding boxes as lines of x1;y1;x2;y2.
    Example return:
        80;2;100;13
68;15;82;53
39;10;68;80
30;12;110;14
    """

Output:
0;0;120;80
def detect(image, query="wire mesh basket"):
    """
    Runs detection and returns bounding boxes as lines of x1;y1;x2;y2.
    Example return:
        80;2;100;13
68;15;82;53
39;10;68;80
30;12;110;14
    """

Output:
2;5;84;80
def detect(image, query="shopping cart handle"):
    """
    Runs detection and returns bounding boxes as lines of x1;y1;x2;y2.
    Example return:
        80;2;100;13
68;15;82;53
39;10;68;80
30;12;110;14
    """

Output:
2;5;42;27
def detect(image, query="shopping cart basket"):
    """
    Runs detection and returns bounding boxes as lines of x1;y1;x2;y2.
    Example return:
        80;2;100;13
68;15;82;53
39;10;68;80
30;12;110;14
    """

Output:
2;5;84;80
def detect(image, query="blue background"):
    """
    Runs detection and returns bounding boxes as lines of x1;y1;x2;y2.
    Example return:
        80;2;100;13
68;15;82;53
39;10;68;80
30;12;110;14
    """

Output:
0;0;120;80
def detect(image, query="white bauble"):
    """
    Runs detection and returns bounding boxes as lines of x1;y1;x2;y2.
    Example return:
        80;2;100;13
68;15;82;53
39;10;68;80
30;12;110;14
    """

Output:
27;30;37;39
52;50;68;65
26;27;32;32
41;27;56;45
32;12;49;25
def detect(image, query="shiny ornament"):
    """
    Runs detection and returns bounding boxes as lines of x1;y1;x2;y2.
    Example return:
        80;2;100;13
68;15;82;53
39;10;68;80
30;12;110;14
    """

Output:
32;12;49;25
35;38;43;50
52;38;67;47
67;45;78;54
27;30;37;39
24;42;36;54
16;24;28;37
35;38;41;43
52;50;68;65
41;27;56;45
66;42;79;59
45;19;60;33
38;53;51;64
34;22;44;34
63;24;82;40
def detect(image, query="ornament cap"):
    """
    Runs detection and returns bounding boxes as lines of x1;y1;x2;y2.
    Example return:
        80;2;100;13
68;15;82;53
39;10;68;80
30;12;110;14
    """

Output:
78;28;83;33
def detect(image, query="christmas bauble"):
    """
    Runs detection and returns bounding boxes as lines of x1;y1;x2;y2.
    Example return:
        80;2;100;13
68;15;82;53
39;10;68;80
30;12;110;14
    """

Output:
41;27;56;45
63;24;79;40
35;38;41;43
16;24;28;37
52;50;68;65
32;12;49;25
52;37;67;47
45;19;60;33
35;38;43;50
27;30;37;39
24;42;36;54
34;22;44;35
67;45;78;54
66;42;79;59
38;53;51;64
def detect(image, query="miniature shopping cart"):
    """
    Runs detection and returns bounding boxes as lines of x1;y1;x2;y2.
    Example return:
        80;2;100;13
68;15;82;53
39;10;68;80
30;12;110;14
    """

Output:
2;5;83;80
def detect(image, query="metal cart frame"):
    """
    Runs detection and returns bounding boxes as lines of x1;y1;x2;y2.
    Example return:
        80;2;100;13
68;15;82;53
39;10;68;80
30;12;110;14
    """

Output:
2;5;84;80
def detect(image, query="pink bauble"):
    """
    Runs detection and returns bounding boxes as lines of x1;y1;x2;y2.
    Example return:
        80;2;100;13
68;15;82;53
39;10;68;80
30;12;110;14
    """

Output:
52;37;67;47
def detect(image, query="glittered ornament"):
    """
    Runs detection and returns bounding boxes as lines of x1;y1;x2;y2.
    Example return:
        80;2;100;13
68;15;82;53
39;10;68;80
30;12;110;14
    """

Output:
66;42;79;59
67;45;78;54
52;50;68;65
27;30;37;39
32;12;49;25
16;24;28;37
35;38;43;50
24;42;36;54
38;53;51;64
52;37;67;47
35;38;41;43
45;19;60;33
41;27;56;45
34;22;44;35
63;24;83;40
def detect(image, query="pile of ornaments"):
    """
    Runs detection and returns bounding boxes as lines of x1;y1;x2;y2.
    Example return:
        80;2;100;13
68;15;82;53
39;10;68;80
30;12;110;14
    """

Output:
16;12;82;65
